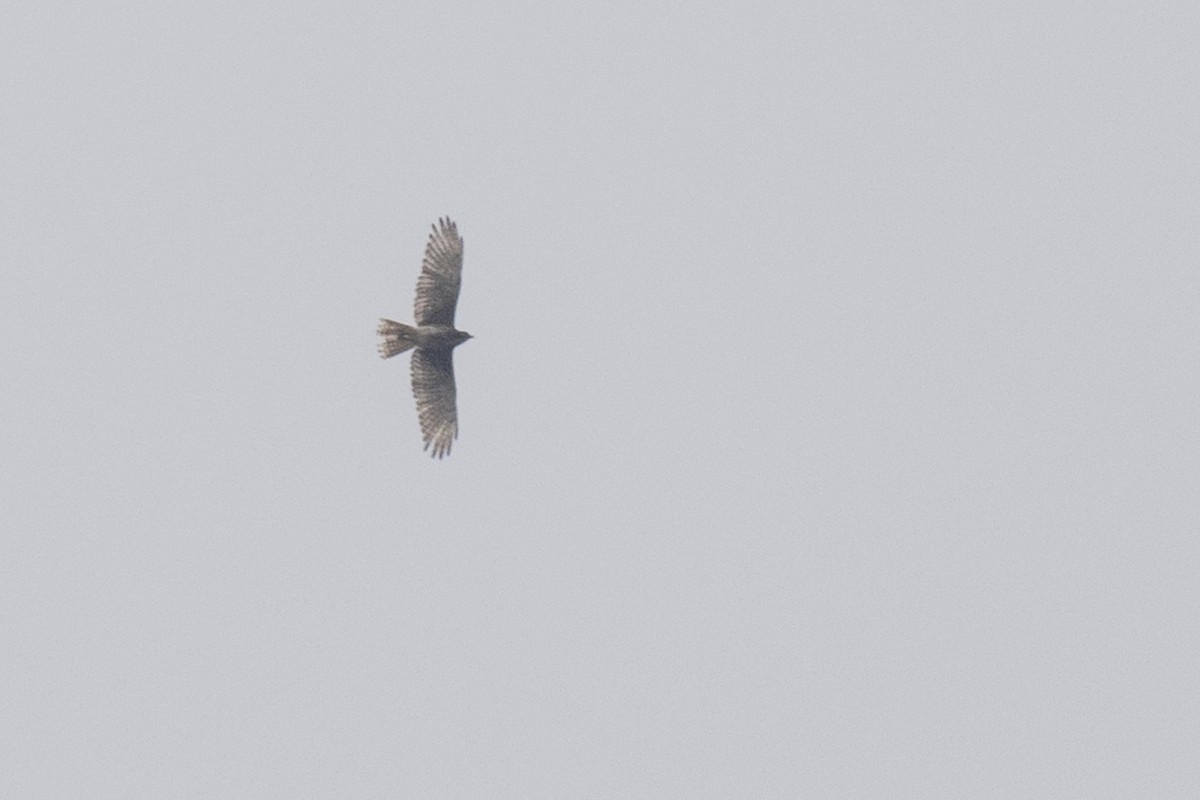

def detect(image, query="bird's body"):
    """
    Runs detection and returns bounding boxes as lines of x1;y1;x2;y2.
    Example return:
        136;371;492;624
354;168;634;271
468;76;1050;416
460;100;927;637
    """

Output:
377;217;470;458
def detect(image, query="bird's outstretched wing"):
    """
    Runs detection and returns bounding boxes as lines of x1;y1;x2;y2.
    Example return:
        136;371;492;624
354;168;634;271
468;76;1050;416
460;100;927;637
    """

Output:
410;347;459;459
414;217;464;326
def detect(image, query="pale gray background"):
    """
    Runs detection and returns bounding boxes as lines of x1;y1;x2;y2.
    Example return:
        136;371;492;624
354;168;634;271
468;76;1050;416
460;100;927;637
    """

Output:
3;1;1198;797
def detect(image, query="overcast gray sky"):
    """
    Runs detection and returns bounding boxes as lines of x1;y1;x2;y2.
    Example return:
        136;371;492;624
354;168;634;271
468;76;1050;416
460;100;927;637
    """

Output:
3;1;1198;797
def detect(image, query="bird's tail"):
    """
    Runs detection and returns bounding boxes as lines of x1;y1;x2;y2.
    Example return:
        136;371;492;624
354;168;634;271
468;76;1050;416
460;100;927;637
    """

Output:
377;319;418;358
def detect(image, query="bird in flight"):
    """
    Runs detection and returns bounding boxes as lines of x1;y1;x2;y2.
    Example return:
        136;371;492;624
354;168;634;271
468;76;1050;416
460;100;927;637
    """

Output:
377;217;471;458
